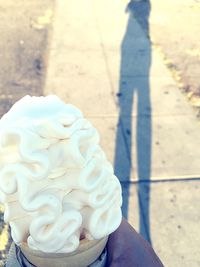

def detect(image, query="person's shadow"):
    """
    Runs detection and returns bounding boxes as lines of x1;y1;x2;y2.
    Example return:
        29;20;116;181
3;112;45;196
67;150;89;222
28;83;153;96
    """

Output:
114;0;152;243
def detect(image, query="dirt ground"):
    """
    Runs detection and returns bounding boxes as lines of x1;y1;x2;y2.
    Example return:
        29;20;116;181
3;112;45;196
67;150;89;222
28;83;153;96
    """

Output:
0;0;54;118
0;1;54;265
149;0;200;116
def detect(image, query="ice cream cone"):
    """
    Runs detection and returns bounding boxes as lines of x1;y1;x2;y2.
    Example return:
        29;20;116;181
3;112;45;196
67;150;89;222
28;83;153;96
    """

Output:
19;236;108;267
1;96;122;267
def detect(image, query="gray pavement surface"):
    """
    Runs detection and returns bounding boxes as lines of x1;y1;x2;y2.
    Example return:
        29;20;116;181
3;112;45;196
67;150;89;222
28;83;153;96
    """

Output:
0;1;200;267
127;180;200;267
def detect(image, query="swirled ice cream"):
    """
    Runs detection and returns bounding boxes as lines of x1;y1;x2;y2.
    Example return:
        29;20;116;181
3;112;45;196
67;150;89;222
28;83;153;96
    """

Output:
0;95;122;253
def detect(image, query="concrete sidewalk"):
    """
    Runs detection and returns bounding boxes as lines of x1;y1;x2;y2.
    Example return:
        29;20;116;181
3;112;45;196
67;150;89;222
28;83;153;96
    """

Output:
44;0;200;266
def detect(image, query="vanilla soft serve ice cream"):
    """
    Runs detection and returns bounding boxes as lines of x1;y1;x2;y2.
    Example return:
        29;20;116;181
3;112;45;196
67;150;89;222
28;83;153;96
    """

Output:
0;95;122;254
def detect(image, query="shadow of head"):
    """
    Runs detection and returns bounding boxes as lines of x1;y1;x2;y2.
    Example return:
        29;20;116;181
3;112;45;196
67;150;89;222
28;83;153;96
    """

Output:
125;0;151;33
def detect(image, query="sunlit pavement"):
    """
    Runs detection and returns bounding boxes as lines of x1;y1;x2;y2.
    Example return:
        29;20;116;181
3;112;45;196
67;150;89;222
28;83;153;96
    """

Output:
0;1;200;266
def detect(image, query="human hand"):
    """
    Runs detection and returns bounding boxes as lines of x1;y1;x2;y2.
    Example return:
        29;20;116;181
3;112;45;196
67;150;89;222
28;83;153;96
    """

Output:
106;218;164;267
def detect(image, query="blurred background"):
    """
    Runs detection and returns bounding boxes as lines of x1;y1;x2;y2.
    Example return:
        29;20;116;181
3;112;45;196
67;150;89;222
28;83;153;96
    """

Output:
0;0;200;266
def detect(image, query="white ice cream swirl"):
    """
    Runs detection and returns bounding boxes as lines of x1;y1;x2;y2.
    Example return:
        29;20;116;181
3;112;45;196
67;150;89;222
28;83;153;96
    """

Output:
0;95;122;253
